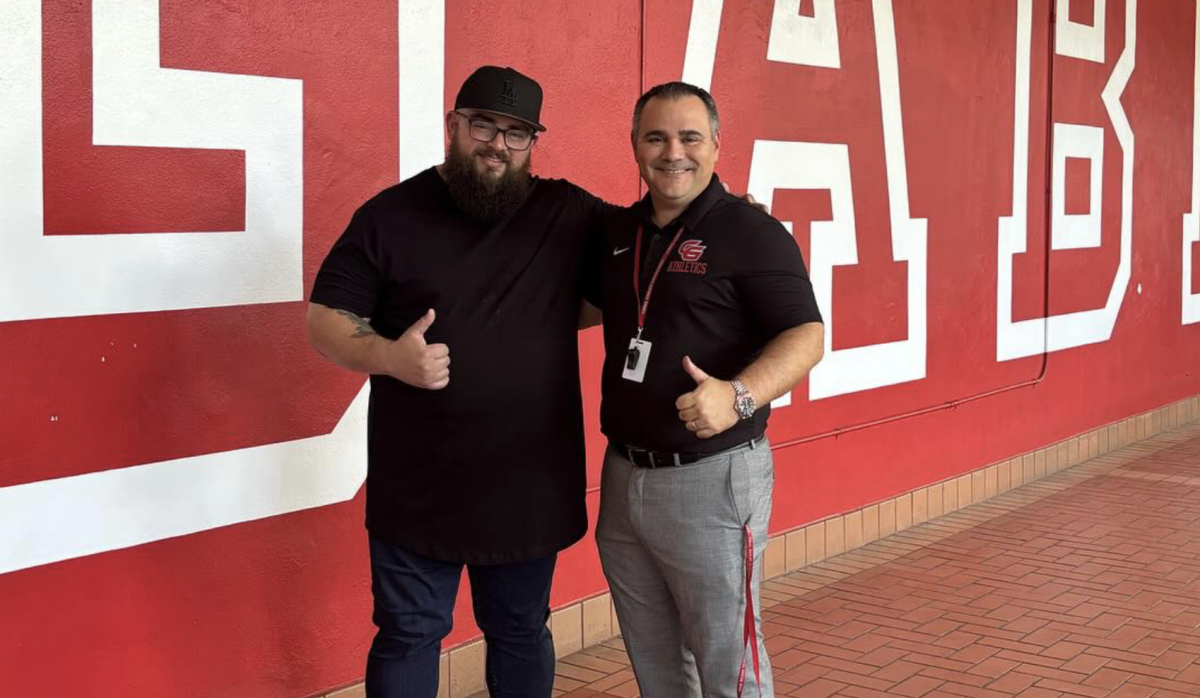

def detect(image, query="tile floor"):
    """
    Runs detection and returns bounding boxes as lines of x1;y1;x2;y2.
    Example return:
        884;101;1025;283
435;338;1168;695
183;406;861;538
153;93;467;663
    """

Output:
526;421;1200;698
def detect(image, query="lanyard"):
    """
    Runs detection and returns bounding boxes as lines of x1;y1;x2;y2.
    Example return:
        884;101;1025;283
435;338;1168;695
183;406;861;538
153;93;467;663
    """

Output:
737;523;762;698
632;223;686;341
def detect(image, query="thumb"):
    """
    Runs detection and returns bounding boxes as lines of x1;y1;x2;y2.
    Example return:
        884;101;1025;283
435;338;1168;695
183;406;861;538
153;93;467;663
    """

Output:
405;309;436;338
682;355;709;384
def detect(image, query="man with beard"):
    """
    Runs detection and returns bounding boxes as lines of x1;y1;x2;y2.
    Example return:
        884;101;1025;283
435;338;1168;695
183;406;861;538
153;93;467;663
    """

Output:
307;66;611;698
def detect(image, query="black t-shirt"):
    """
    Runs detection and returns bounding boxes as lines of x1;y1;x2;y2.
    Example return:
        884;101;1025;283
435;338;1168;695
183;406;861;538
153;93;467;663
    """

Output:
311;167;611;564
587;173;823;453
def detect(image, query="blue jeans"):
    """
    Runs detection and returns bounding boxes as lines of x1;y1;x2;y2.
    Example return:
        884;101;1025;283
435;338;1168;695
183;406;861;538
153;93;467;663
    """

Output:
365;536;557;698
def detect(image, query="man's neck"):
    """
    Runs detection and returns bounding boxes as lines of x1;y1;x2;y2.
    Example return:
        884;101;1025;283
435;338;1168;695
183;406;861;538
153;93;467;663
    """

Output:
649;196;693;228
648;175;712;228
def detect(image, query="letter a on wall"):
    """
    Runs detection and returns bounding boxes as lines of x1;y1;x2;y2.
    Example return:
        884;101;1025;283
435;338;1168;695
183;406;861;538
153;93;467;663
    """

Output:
685;0;928;403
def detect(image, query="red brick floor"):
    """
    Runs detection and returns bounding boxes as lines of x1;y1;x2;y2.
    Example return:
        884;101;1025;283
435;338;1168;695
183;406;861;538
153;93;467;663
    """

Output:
544;422;1200;698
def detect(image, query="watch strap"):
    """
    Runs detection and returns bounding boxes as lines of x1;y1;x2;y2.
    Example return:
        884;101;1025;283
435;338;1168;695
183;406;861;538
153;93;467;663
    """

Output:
730;379;756;420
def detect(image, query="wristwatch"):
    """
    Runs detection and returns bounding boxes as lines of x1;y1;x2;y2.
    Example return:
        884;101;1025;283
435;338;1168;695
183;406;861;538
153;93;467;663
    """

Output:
730;379;757;421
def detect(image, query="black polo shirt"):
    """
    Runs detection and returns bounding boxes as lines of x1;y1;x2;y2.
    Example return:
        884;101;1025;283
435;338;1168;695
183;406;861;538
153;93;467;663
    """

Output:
588;173;823;453
311;167;611;564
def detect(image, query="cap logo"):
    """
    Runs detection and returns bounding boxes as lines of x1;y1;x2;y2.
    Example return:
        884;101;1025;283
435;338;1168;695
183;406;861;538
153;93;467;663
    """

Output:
501;79;518;106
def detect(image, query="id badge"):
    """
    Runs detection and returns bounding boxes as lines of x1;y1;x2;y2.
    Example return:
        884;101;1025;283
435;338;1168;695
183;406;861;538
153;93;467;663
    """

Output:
622;338;652;383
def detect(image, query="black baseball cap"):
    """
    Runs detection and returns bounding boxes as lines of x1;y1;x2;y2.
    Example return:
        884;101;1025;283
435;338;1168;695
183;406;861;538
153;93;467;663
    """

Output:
454;66;546;132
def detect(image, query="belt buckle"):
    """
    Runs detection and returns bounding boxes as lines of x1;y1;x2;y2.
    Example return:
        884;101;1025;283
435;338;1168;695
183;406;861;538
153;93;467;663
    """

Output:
623;446;682;469
650;451;681;468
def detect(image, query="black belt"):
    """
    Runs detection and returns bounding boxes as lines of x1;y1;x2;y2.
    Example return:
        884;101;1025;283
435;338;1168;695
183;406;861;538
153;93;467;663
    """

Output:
612;437;766;469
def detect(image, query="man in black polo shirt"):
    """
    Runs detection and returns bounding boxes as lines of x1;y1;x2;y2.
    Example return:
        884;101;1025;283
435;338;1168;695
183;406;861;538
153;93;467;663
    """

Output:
587;83;825;696
307;67;612;698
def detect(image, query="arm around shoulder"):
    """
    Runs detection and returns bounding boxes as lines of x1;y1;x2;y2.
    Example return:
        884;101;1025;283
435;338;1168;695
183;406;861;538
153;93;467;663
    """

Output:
578;300;603;330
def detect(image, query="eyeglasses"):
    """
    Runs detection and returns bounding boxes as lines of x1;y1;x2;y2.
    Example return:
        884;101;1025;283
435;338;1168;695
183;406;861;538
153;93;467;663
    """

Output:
454;111;537;151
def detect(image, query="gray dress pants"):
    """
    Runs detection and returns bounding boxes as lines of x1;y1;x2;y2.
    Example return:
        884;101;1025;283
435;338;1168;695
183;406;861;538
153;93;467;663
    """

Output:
596;439;774;698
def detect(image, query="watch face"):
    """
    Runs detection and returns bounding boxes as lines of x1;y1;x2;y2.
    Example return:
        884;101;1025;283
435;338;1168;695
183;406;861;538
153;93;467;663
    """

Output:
737;395;755;418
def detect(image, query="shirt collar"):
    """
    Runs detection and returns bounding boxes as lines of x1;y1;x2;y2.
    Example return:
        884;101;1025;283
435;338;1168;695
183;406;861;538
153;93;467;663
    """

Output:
636;173;725;231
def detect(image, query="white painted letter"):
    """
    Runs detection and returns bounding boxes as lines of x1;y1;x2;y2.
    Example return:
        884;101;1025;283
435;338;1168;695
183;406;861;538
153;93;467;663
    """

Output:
996;0;1135;360
1183;0;1200;325
737;0;928;402
0;0;303;323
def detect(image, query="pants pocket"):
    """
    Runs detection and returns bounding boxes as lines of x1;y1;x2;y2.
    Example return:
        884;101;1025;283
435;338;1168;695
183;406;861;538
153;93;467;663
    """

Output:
728;451;751;526
729;448;774;528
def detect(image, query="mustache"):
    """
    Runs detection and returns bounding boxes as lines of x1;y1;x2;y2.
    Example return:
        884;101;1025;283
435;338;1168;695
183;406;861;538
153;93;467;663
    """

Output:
654;161;697;169
475;147;511;163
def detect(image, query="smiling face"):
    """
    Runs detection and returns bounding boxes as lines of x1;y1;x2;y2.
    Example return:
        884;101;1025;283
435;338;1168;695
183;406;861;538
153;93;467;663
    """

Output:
446;109;534;180
633;95;720;221
441;109;536;223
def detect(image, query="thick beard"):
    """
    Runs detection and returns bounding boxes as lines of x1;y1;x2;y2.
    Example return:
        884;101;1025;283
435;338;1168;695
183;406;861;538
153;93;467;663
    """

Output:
442;145;534;224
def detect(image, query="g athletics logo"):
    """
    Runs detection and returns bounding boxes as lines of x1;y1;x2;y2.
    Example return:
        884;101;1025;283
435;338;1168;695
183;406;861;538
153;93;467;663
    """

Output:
678;239;707;261
668;239;708;275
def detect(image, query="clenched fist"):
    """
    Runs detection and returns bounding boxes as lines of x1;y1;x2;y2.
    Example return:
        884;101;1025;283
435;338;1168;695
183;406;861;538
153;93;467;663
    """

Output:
382;309;450;390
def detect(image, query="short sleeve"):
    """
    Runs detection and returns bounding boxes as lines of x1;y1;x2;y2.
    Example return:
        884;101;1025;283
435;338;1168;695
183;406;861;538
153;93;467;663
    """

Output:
574;186;620;310
732;218;824;337
310;206;385;318
582;218;608;309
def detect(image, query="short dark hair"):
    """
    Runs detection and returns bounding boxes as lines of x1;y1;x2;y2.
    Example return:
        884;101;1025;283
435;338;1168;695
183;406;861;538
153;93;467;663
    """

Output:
630;82;721;143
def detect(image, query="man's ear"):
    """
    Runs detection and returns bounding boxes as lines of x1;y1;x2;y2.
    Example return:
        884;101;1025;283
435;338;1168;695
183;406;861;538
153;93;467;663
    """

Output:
445;111;458;137
712;133;721;162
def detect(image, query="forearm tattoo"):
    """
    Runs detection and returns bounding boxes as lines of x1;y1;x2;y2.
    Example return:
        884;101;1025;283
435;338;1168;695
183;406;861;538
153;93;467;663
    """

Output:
335;309;377;339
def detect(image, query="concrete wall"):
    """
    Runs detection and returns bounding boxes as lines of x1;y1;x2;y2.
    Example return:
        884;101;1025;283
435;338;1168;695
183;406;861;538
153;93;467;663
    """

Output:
3;0;1200;696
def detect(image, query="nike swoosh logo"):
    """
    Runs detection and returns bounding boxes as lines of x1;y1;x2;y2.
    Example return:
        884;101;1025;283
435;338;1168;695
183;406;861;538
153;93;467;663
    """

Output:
613;247;631;256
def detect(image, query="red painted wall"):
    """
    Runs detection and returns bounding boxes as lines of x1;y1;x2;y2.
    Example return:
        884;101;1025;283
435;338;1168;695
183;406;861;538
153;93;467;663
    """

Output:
2;1;1199;696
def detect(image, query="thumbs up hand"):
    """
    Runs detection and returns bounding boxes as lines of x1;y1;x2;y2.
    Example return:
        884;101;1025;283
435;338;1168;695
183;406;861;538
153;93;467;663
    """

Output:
384;309;451;389
674;356;738;439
